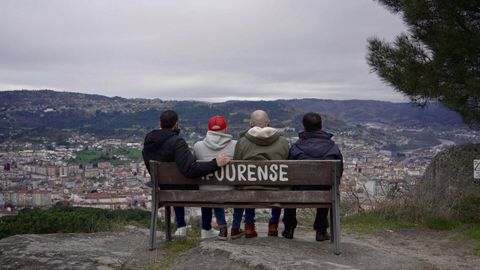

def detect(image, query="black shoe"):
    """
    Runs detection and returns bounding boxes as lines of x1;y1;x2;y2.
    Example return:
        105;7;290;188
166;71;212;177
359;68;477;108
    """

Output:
282;227;295;239
316;230;330;241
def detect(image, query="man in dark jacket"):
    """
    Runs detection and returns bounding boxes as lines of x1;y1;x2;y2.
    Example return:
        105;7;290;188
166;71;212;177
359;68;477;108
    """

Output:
142;110;229;237
282;112;343;241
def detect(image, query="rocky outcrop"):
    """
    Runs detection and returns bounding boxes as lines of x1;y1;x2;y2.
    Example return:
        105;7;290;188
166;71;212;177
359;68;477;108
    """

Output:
0;227;163;270
414;143;480;218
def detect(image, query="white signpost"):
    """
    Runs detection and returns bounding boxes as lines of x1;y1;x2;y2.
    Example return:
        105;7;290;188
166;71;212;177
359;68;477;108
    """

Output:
474;160;480;179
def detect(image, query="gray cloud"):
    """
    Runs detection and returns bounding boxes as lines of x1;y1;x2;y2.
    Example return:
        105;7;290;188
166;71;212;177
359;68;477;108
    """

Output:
0;0;407;101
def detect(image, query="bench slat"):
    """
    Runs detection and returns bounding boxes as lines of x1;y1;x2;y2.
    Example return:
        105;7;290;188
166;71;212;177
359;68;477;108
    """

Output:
157;190;331;204
152;160;340;186
160;202;332;208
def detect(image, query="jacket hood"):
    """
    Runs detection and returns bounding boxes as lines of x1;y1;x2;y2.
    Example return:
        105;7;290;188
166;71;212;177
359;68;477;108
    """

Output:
143;128;179;152
294;130;335;158
203;131;234;151
245;127;281;146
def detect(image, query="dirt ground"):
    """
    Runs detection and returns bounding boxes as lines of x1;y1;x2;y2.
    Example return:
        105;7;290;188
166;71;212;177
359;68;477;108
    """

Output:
0;224;478;269
169;223;480;270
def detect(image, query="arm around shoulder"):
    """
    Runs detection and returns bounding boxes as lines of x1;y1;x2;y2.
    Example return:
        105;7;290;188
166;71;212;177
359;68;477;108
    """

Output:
174;138;218;178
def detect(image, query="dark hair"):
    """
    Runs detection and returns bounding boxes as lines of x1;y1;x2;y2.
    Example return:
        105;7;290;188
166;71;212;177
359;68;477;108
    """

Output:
303;112;322;131
160;110;178;129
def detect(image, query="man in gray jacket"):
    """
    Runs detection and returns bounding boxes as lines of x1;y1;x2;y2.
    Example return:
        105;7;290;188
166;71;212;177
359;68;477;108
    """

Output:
193;116;244;240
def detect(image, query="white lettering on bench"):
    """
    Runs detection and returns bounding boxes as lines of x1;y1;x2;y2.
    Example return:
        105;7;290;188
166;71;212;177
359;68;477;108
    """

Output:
257;165;268;181
225;165;236;181
214;167;224;181
247;164;256;181
201;164;289;182
238;164;247;181
279;164;288;181
269;164;278;181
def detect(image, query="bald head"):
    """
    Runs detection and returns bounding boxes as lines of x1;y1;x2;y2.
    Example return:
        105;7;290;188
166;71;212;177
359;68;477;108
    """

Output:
250;110;270;128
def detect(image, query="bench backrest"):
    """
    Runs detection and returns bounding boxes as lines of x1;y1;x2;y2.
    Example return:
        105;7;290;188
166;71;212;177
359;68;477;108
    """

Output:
149;160;342;186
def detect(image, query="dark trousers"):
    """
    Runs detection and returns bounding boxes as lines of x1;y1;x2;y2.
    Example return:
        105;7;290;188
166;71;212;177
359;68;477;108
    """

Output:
283;208;329;232
282;185;330;232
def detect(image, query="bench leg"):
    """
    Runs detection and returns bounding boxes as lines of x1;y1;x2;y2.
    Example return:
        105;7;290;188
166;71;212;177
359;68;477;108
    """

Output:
329;207;334;243
333;189;341;255
332;164;341;255
149;193;158;250
165;206;172;241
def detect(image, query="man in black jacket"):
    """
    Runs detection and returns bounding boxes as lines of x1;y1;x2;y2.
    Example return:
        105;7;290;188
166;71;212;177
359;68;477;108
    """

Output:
282;112;343;241
142;110;229;237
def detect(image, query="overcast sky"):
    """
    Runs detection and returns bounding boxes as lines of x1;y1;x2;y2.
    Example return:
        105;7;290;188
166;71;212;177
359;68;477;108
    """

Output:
0;0;408;102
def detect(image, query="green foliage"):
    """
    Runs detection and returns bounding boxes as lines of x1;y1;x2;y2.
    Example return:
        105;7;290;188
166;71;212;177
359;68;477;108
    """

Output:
148;228;199;270
71;148;142;165
368;0;480;125
73;150;104;164
342;210;418;234
111;148;142;159
456;196;480;224
425;217;459;231
0;205;151;240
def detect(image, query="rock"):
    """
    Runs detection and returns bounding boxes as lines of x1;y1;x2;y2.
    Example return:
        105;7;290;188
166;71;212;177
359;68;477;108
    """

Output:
414;143;480;218
0;229;164;270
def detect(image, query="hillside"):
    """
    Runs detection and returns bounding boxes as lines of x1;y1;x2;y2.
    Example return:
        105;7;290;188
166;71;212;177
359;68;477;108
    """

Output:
0;90;468;144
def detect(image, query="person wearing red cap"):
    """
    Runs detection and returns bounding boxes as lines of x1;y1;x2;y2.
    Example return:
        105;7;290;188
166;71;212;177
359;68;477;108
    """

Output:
193;116;243;240
142;110;230;238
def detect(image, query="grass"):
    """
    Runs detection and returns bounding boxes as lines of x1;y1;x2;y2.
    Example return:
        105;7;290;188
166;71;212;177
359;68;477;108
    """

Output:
70;148;142;165
112;148;142;159
341;200;480;255
342;210;419;234
73;149;104;164
148;227;200;270
466;226;480;254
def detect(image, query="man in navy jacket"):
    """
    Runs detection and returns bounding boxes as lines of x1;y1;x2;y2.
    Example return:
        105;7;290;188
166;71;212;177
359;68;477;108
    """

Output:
282;112;343;241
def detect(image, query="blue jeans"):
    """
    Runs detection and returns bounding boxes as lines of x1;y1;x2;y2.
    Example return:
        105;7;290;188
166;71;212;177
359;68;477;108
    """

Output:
201;207;227;229
174;207;186;228
231;208;244;229
231;208;256;228
270;208;281;224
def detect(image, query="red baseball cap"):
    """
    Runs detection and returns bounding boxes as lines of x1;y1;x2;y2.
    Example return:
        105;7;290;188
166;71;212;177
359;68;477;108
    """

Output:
208;116;227;131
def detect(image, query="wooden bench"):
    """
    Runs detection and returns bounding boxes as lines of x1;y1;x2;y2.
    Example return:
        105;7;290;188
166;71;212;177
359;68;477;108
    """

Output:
149;160;343;255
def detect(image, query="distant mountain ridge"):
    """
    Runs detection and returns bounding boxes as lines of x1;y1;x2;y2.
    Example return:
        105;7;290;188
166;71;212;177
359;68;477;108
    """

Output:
0;90;467;143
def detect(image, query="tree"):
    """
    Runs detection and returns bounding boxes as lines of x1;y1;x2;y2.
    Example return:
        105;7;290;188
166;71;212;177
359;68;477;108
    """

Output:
367;1;480;125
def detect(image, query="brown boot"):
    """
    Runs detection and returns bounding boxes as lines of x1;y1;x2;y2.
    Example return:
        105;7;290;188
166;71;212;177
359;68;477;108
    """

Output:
245;223;258;238
268;221;278;237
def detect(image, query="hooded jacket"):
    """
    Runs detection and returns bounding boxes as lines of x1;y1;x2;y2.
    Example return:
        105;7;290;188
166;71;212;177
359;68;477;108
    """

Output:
233;127;289;160
193;131;237;191
289;130;342;161
142;128;218;180
289;130;343;178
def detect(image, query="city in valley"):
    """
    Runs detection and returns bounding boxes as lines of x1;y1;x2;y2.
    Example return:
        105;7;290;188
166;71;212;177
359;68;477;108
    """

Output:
1;122;478;217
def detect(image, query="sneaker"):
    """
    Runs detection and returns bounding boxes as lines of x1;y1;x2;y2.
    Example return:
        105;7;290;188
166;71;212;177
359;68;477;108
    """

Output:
315;230;330;241
231;228;244;240
282;227;295;239
201;228;219;239
245;223;258;238
217;227;228;241
174;226;187;237
268;221;279;237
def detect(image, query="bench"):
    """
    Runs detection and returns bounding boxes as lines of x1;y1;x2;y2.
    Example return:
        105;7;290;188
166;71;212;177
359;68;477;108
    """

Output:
149;160;343;255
